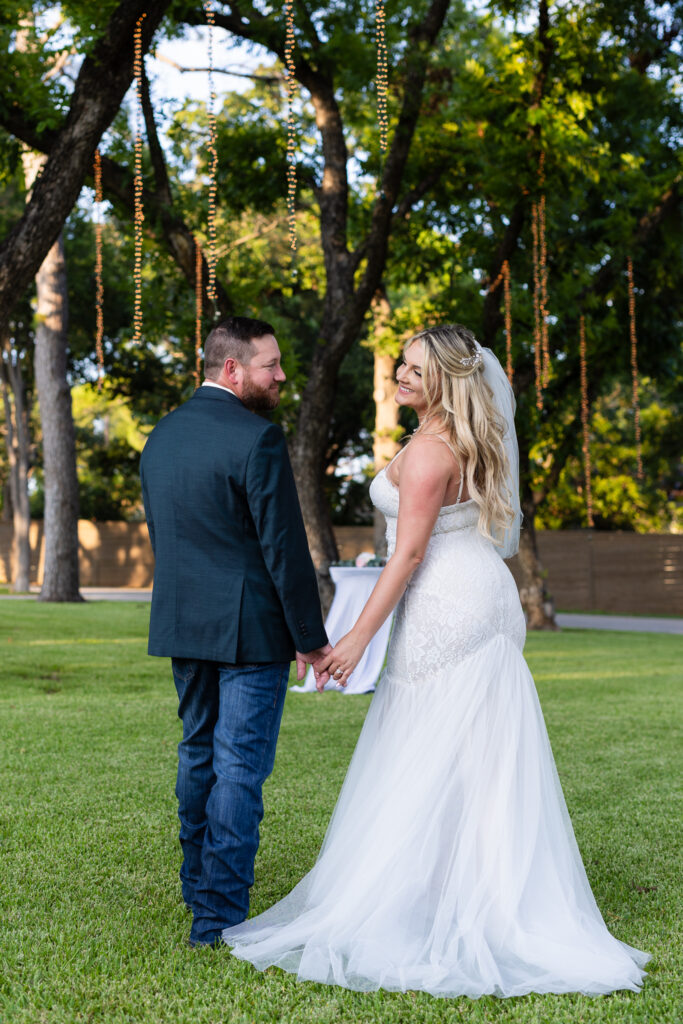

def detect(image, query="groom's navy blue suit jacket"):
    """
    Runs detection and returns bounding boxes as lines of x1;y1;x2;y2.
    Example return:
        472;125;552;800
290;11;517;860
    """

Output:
140;386;327;663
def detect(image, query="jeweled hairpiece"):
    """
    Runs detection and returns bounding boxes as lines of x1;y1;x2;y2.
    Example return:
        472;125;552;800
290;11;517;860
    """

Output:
459;340;484;369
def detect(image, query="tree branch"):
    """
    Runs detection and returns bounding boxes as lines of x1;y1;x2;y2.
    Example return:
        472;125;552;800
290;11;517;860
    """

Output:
0;89;233;321
177;1;286;60
0;0;172;334
394;166;447;222
98;154;233;318
154;51;282;83
137;60;232;316
590;175;681;300
629;19;681;74
140;61;172;206
481;197;527;348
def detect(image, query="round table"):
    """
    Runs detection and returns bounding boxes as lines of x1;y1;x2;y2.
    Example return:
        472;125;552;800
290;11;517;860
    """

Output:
291;565;393;694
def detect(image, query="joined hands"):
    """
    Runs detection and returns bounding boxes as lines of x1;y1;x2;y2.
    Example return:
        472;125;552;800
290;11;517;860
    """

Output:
314;631;366;692
296;632;366;693
295;644;332;692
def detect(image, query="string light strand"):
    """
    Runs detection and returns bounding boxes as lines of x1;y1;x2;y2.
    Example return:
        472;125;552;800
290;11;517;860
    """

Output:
375;0;388;154
133;14;146;345
284;0;297;255
579;315;594;528
539;191;550;387
486;259;513;383
503;259;513;384
488;267;504;293
93;148;104;389
203;0;218;306
531;199;543;410
626;257;643;480
536;152;549;388
195;239;203;386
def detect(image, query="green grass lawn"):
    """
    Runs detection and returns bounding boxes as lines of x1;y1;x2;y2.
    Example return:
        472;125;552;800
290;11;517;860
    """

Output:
0;601;680;1024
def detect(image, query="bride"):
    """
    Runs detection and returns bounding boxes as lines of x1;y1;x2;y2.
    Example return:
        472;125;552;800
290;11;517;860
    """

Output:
222;324;650;997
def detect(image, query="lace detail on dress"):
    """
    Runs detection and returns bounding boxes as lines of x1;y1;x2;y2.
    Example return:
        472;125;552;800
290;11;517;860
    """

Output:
369;467;526;683
369;468;478;553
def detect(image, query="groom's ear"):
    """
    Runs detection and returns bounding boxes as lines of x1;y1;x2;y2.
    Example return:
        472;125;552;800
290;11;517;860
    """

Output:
223;357;241;386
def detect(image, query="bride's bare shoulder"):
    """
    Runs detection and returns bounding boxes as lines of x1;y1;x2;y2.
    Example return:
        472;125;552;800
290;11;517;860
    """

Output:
399;434;456;480
406;432;458;460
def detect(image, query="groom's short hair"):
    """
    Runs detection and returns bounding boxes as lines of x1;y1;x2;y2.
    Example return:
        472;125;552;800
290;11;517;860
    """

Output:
204;316;275;379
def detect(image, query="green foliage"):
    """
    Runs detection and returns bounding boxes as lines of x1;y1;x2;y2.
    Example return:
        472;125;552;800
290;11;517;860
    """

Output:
0;3;76;134
71;384;148;521
1;1;681;531
535;381;683;532
375;0;683;530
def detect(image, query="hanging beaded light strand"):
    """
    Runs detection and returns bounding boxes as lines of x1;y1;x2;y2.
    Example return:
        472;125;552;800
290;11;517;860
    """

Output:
132;14;146;345
537;151;550;388
203;0;218;306
539;196;550;386
195;239;203;386
531;151;550;409
531;198;543;409
502;259;513;384
626;257;644;480
93;148;105;389
284;0;297;256
486;259;513;384
375;0;388;156
579;315;594;528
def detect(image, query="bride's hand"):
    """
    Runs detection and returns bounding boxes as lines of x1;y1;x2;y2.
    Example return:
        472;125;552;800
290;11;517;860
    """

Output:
315;631;366;691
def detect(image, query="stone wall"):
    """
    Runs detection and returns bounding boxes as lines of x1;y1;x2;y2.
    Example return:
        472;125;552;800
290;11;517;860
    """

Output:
1;521;681;616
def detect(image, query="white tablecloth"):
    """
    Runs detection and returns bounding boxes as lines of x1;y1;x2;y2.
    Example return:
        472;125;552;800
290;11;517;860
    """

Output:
291;566;392;694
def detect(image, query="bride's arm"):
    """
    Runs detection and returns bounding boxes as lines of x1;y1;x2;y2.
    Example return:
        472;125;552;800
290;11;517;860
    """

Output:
316;440;454;687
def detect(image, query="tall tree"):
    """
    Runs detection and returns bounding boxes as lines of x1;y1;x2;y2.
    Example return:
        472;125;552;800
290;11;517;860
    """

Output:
32;217;81;601
0;328;31;591
21;124;82;600
371;290;401;559
0;0;172;596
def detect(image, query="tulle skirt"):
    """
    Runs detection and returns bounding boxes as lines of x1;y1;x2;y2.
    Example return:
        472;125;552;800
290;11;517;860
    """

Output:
223;636;649;997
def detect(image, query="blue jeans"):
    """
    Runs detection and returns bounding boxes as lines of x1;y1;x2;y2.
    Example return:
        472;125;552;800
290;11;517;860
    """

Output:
171;658;289;946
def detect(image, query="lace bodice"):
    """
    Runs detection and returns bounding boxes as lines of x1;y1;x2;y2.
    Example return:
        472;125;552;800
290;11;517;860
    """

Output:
369;463;526;682
369;467;480;553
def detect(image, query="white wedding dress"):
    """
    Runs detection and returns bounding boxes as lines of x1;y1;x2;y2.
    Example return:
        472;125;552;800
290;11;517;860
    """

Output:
222;462;649;997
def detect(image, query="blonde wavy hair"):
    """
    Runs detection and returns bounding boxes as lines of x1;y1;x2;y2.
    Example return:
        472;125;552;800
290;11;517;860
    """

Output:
407;323;514;547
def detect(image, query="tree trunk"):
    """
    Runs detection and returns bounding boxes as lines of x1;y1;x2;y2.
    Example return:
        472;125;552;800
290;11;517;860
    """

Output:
33;232;82;602
373;350;400;559
481;198;526;349
372;290;400;560
290;351;341;613
0;333;31;592
516;497;557;629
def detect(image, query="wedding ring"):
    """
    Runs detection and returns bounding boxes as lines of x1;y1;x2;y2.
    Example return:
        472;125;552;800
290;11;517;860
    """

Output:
334;670;343;679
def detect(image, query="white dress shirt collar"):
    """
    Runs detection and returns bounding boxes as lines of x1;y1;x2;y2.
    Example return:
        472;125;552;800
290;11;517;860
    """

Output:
202;380;238;398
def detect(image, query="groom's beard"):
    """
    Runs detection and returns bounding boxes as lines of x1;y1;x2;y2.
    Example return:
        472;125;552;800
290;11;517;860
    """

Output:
240;375;281;412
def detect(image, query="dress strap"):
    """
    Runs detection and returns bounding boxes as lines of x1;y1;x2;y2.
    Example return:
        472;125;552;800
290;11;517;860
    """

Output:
418;434;465;504
384;445;407;473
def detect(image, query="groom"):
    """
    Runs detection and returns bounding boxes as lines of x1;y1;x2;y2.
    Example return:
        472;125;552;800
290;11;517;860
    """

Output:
140;316;330;947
